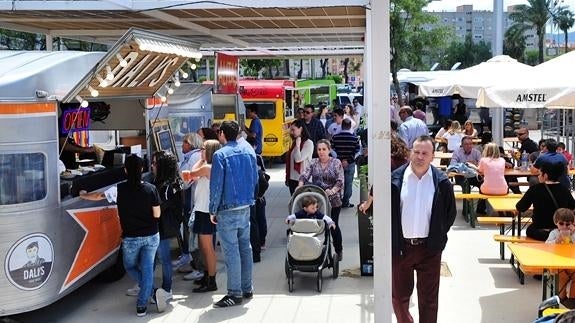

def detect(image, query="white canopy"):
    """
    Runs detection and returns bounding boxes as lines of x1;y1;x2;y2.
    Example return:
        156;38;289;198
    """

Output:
418;55;533;99
477;51;575;109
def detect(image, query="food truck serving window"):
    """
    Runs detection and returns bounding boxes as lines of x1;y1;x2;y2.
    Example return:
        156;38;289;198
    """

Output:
0;153;47;205
244;101;275;120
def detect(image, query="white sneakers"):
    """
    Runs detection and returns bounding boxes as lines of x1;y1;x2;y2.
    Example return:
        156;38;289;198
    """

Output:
154;288;169;313
126;284;140;296
183;270;204;281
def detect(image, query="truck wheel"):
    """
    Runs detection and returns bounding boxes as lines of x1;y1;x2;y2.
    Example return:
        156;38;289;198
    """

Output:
95;249;125;282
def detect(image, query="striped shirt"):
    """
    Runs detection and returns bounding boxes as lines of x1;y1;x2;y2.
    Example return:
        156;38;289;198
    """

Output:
331;130;360;164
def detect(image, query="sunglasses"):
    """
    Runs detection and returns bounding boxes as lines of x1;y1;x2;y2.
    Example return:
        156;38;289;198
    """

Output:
304;111;313;114
558;221;573;226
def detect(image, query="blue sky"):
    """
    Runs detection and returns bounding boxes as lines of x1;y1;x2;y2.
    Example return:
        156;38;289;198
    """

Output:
424;0;575;12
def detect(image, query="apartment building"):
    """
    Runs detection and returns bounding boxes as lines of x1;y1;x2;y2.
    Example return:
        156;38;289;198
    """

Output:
429;4;538;50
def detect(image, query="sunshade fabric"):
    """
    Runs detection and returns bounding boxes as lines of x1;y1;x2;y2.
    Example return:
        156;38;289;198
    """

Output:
418;55;532;99
477;51;575;109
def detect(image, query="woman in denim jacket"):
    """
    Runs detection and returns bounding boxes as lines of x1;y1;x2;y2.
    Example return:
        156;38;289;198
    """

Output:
298;139;345;261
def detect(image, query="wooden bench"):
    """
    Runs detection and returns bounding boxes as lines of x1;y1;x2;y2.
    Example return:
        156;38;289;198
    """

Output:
454;193;523;228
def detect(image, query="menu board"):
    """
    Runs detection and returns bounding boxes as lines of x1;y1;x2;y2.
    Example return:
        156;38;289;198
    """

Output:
150;119;178;159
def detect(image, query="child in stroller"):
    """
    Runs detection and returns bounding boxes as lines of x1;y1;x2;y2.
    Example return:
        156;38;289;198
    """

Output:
285;185;339;292
285;195;336;230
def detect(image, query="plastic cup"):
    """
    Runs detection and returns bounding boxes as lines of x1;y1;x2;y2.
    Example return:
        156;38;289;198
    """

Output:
182;170;192;182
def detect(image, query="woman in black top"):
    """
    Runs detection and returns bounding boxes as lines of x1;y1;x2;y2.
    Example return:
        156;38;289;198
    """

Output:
516;162;575;241
453;97;467;125
80;155;163;316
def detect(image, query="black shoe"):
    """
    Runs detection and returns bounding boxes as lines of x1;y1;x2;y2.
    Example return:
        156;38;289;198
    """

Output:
253;254;261;263
136;306;147;317
193;276;217;293
343;203;355;208
214;295;242;308
243;292;253;299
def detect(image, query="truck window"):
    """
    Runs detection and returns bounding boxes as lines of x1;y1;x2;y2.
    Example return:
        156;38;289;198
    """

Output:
0;153;47;205
310;87;329;105
244;101;275;120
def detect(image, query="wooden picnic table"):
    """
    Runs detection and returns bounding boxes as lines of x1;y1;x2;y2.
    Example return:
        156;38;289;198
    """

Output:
487;197;524;236
503;137;520;148
508;243;575;299
435;137;481;144
434;152;453;159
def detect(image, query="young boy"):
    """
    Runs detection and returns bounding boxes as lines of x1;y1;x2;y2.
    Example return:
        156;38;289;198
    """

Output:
558;142;573;163
546;208;575;300
286;195;336;230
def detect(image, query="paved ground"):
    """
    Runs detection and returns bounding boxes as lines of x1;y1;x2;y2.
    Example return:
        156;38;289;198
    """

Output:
9;150;550;323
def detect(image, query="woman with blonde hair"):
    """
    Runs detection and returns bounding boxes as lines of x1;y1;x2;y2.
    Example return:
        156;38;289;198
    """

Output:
187;139;221;292
463;120;478;138
477;143;508;195
442;120;463;152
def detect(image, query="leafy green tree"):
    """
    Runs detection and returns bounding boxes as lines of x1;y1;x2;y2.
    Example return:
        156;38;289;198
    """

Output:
390;0;452;105
443;34;492;69
509;0;558;64
554;6;574;53
504;23;529;61
524;49;540;65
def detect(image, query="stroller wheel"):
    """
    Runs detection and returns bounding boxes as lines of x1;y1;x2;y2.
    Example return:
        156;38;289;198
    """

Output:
317;271;323;293
284;258;289;278
288;269;294;293
332;256;339;279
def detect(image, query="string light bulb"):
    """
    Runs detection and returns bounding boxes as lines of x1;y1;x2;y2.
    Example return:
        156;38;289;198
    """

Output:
105;66;114;81
87;85;99;97
76;95;89;108
116;53;128;67
96;75;108;88
165;85;174;95
179;68;189;79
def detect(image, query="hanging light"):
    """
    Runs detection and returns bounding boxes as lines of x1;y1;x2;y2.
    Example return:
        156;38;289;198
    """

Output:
172;76;181;87
187;61;197;70
115;53;128;67
76;95;89;108
105;65;114;81
87;85;99;97
159;94;167;103
165;84;174;95
179;68;189;79
96;75;108;88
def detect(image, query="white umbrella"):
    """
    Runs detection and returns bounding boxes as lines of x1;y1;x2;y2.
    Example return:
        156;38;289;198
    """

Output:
477;51;575;108
418;55;533;98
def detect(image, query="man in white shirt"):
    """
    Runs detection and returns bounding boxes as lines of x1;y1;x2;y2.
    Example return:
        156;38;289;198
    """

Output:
327;108;356;139
390;135;456;323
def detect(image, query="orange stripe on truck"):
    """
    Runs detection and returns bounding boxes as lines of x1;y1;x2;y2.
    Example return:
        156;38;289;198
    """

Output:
0;102;57;114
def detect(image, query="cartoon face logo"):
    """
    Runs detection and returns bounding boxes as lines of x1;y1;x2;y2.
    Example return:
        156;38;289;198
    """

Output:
5;233;54;290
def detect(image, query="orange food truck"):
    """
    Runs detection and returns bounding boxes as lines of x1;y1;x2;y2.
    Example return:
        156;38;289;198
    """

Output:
239;79;297;159
0;29;229;316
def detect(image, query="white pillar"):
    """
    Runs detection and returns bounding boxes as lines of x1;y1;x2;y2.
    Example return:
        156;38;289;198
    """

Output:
46;34;53;51
367;1;392;322
205;58;210;81
492;0;504;145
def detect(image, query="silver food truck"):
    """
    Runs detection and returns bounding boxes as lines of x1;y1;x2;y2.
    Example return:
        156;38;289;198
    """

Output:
0;28;244;316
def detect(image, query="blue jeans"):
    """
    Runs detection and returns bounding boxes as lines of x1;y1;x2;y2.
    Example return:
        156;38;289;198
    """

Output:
343;162;355;206
156;239;173;292
122;233;160;307
216;207;253;297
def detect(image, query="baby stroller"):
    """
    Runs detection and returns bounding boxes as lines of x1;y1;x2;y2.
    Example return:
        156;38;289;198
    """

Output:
285;185;339;293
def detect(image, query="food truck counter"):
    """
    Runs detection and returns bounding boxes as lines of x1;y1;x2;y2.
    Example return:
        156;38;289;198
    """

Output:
60;166;126;200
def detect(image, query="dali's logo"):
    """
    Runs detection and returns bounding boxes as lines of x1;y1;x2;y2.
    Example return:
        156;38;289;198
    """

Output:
5;233;54;290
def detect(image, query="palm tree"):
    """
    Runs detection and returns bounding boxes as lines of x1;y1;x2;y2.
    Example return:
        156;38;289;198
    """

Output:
503;23;529;61
509;0;556;64
554;7;575;53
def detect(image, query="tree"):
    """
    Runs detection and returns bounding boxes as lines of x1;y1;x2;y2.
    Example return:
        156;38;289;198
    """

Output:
320;58;329;78
554;6;575;53
342;58;350;83
297;59;303;79
443;34;492;69
509;0;558;64
390;0;452;106
503;23;529;61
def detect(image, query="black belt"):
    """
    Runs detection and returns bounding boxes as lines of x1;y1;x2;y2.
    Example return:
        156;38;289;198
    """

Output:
403;238;428;246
